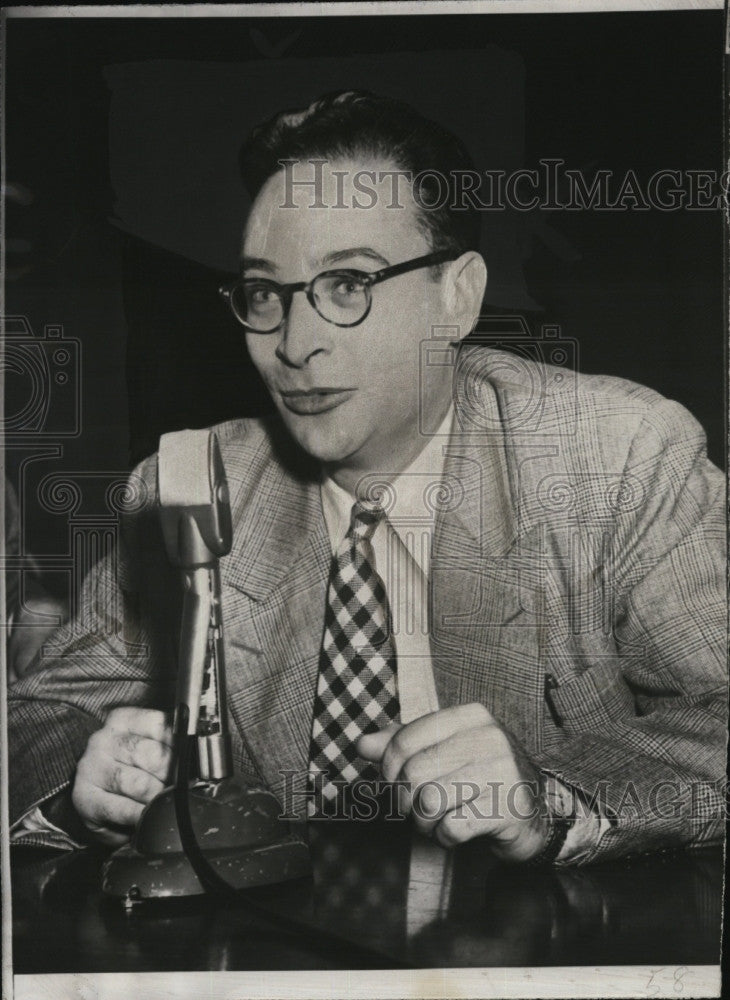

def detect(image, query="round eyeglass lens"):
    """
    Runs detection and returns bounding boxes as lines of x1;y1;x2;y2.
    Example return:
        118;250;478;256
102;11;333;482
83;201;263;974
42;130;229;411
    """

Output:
235;282;284;331
312;273;370;324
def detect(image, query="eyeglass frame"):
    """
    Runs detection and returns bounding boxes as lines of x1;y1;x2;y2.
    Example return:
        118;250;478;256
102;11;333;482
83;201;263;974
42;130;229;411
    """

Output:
218;249;457;332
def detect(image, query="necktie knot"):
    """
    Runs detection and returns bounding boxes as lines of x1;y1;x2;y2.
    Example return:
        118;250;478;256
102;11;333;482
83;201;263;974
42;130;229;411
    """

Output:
349;499;386;543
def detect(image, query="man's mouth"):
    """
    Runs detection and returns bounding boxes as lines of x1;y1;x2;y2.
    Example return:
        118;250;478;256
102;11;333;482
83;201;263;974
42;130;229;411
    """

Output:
279;387;356;415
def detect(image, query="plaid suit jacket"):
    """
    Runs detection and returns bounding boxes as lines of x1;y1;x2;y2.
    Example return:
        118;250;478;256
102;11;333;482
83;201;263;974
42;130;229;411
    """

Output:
9;348;727;862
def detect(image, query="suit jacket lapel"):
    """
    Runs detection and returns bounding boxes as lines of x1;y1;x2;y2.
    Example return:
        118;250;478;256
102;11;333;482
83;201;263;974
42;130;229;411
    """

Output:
430;367;545;754
218;423;331;801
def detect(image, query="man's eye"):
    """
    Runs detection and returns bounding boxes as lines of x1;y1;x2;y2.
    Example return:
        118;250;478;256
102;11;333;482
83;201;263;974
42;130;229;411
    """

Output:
248;285;278;305
333;277;366;296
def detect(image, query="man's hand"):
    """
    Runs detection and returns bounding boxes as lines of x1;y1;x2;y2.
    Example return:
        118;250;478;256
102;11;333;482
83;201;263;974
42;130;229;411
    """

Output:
357;702;550;862
71;707;174;846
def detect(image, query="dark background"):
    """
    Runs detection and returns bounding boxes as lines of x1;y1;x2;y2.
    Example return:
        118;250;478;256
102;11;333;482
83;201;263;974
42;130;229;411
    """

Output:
4;10;725;596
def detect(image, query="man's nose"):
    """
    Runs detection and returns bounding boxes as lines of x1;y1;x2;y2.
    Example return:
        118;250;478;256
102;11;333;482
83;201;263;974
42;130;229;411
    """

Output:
275;291;332;368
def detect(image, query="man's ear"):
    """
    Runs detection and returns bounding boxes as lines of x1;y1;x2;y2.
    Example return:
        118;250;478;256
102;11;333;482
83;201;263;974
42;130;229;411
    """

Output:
441;252;488;343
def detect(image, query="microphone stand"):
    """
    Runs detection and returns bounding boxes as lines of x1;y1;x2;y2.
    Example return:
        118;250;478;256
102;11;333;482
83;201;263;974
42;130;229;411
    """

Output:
102;431;310;905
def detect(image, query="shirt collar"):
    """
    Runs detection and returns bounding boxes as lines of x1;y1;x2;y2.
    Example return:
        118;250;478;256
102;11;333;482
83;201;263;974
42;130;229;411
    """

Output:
320;406;454;553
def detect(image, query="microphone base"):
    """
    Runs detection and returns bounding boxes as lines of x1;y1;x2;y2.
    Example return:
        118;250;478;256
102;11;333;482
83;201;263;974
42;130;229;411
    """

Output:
101;779;311;903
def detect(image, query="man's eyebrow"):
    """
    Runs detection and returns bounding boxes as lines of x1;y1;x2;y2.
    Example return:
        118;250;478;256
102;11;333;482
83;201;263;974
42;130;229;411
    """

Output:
240;247;391;276
240;256;277;274
320;247;390;269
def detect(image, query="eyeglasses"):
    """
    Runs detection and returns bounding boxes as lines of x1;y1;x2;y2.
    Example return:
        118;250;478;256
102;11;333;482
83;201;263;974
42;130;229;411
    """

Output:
218;250;456;333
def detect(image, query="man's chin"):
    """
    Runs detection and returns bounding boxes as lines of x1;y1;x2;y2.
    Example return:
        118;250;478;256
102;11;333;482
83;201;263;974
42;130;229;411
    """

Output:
277;409;357;466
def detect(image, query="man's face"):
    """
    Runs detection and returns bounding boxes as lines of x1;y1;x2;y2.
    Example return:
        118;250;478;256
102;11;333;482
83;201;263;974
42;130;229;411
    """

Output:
241;158;456;489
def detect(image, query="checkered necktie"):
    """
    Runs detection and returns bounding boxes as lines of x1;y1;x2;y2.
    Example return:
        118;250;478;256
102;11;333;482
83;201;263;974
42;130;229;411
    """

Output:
308;499;400;813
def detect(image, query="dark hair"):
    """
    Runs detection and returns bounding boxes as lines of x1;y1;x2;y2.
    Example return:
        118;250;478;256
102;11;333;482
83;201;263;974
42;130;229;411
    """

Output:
239;90;482;263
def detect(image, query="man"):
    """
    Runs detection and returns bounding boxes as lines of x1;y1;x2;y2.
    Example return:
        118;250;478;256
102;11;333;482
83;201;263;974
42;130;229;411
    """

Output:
9;91;726;864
